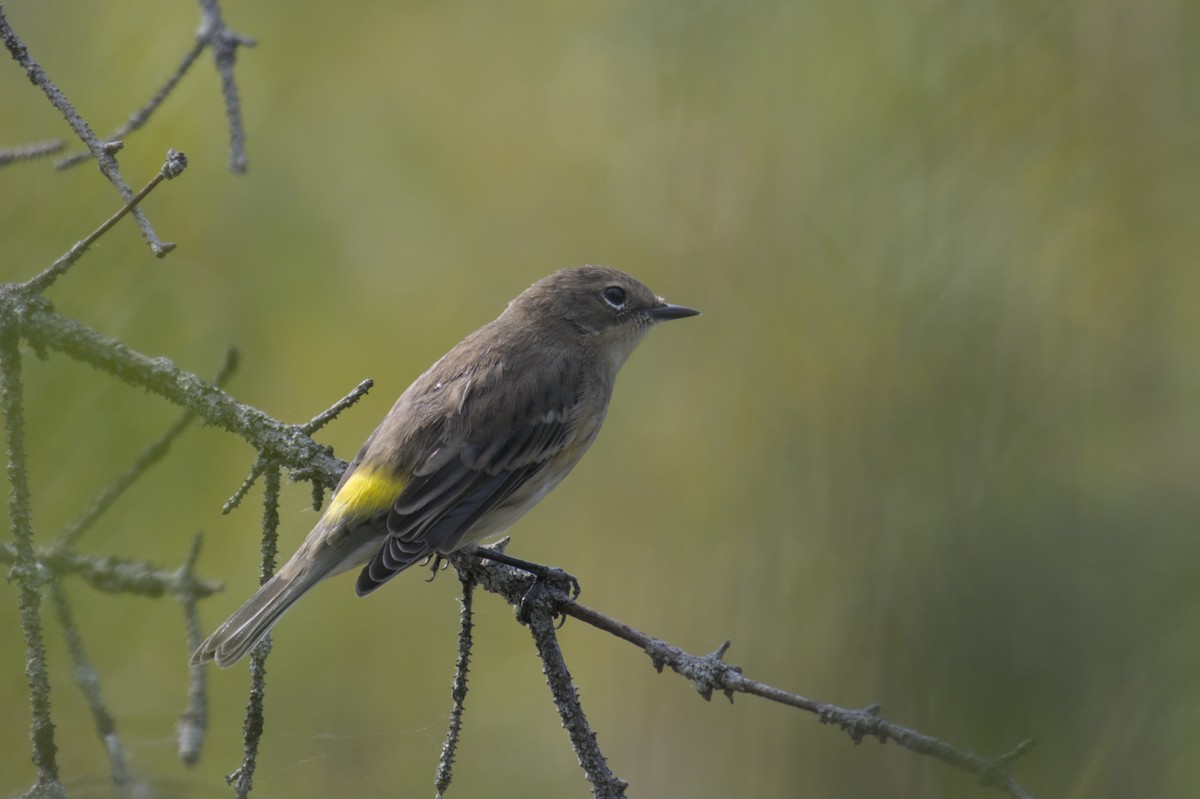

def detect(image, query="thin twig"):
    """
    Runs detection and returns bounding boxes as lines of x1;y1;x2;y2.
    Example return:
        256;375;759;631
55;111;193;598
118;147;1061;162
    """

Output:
300;379;374;434
177;534;210;766
229;638;270;799
0;7;174;257
12;301;348;489
450;550;1037;799
56;39;207;171
0;327;65;799
527;610;629;799
224;457;267;515
56;343;232;549
53;0;254;174
564;600;1037;799
229;463;282;797
0;138;64;168
258;464;282;585
435;575;476;798
49;582;144;797
0;541;224;599
20;150;188;295
225;378;371;514
197;0;257;173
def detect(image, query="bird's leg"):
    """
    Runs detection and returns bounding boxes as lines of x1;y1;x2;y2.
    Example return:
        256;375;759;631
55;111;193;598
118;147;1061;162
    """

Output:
423;552;448;582
469;546;581;624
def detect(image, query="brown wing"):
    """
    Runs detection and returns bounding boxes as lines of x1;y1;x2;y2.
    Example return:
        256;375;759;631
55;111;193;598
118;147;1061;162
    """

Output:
354;392;577;596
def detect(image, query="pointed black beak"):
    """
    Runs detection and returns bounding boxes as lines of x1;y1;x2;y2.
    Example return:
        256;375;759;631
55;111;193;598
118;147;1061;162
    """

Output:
648;302;700;322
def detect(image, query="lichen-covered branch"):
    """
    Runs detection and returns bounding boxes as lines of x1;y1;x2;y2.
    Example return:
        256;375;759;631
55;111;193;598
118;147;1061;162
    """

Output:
527;610;629;799
435;575;475;798
0;138;63;168
0;542;223;600
49;582;145;796
1;325;64;799
0;6;173;256
196;0;257;172
58;345;237;549
54;41;207;172
227;464;283;799
8;298;349;488
449;548;1037;799
177;534;211;766
20;150;188;295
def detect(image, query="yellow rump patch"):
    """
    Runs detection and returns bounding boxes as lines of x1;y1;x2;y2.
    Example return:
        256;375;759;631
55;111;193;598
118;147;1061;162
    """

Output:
325;467;407;523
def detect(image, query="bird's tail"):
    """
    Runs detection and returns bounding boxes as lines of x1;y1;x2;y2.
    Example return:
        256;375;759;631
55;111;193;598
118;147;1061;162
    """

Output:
191;557;328;668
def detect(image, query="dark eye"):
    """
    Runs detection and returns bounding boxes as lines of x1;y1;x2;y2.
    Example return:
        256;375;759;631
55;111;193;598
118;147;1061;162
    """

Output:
602;285;627;308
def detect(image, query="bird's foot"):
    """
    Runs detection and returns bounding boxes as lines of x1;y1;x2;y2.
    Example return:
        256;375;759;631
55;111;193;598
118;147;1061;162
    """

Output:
422;552;449;582
470;546;580;625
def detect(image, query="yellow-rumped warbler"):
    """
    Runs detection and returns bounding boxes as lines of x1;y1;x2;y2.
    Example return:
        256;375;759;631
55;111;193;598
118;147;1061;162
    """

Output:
192;265;698;667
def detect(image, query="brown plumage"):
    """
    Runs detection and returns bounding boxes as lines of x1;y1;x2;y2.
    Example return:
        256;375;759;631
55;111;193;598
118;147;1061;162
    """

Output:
192;265;698;668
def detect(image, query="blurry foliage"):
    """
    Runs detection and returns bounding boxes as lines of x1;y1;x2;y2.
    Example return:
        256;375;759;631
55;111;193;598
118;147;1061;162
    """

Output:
2;1;1198;797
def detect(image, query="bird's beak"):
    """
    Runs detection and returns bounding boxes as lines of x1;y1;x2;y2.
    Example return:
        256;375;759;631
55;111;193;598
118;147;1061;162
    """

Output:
648;301;700;322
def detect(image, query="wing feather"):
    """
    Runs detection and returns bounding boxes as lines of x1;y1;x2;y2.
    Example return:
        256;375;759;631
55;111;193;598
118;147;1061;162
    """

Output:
354;358;579;597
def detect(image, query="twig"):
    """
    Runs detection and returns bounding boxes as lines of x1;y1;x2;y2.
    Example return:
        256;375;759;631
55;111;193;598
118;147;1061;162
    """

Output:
527;609;629;798
197;0;257;173
223;457;267;514
0;7;175;257
435;575;476;798
11;301;348;488
18;149;189;295
228;463;282;798
0;541;224;599
229;638;270;799
56;41;207;171
54;0;256;174
0;326;64;799
224;378;372;514
287;378;373;512
449;550;1037;799
49;582;144;797
56;343;232;549
0;138;64;168
300;378;374;435
566;602;1036;798
177;534;210;766
257;464;282;586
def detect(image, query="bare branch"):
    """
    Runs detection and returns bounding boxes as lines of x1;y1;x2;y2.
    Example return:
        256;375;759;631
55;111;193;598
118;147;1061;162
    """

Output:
21;150;189;295
223;457;268;515
228;635;271;799
224;379;372;514
0;138;64;168
569;602;1036;798
0;327;64;799
527;609;629;798
11;301;348;488
0;542;224;599
49;335;226;549
177;534;210;766
49;583;145;796
435;575;476;798
55;40;208;171
53;0;256;174
197;0;257;173
0;7;175;257
300;378;374;435
227;464;283;798
449;550;1037;798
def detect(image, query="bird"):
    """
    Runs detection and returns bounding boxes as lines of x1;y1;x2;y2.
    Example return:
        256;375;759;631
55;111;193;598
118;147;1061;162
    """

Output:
192;265;698;667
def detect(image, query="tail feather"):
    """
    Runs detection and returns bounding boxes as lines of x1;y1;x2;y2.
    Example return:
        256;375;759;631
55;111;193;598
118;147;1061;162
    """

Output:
191;560;324;668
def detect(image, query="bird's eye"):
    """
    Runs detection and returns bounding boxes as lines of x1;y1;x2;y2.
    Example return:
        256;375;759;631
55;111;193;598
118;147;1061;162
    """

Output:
602;285;627;308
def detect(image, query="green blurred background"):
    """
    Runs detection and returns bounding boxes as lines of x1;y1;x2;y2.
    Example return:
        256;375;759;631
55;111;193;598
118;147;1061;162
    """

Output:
3;1;1198;797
